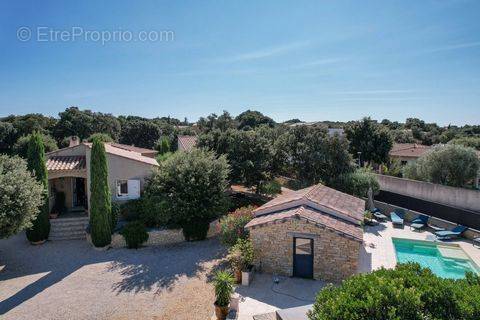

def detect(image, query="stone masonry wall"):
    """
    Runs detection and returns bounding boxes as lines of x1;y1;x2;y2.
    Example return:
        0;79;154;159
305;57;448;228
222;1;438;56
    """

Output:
249;219;361;282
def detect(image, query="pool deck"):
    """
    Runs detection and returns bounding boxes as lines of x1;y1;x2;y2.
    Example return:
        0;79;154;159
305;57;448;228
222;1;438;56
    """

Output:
360;221;480;273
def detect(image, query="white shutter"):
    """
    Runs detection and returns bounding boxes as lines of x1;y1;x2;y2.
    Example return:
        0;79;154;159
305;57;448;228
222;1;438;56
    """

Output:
127;180;140;199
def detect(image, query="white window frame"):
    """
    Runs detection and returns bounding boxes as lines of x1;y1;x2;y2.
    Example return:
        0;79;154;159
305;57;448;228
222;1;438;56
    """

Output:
116;179;129;198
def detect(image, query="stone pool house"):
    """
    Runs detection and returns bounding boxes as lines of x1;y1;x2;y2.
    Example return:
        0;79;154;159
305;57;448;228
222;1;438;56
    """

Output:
45;137;159;240
245;184;365;282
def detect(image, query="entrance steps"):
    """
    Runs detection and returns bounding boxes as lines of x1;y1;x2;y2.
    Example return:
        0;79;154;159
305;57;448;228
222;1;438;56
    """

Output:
49;216;89;241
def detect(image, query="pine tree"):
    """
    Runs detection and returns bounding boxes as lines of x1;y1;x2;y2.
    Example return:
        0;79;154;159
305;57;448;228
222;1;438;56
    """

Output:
89;138;112;247
25;133;51;243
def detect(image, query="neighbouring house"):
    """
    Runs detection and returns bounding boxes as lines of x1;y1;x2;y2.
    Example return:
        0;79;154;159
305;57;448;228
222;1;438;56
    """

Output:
287;122;345;137
177;135;197;151
389;143;431;165
46;137;159;215
245;184;364;282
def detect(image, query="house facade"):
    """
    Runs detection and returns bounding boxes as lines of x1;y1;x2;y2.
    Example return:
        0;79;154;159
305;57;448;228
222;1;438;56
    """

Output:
389;143;431;165
245;184;364;282
46;138;158;215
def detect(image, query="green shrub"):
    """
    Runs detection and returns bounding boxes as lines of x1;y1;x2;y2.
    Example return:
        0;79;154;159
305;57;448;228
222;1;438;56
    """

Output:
308;263;480;320
213;270;235;307
258;180;282;196
120;199;142;221
228;238;254;271
120;221;149;249
182;218;210;241
219;206;255;246
0;155;45;239
331;167;380;198
120;198;169;228
13;133;58;158
87;133;113;143
25;133;50;242
154;136;171;154
111;202;120;232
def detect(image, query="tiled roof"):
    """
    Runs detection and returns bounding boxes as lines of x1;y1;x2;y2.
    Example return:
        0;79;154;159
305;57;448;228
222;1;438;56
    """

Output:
84;143;159;166
245;184;364;241
46;156;86;171
109;143;158;155
177;135;197;151
245;206;363;242
389;143;431;158
254;184;365;222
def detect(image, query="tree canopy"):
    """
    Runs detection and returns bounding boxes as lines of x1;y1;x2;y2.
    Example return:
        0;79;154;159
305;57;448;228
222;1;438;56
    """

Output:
345;117;393;165
235;110;275;130
403;144;480;187
13;133;58;158
119;119;162;149
0;155;45;239
145;149;230;240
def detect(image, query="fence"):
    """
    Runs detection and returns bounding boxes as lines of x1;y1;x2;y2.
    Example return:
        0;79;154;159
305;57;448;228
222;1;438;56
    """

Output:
375;174;480;212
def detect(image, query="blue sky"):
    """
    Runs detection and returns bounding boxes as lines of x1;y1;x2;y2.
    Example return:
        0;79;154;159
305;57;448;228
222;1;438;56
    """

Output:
0;0;479;125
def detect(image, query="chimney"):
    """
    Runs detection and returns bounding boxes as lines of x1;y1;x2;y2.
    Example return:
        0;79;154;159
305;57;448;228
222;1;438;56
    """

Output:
69;136;80;147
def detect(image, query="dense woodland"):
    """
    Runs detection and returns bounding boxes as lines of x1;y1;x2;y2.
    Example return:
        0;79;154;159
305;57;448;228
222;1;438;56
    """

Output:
1;107;479;190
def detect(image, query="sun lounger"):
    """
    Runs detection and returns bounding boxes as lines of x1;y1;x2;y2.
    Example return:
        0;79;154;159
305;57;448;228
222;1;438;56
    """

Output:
390;209;404;226
435;225;468;240
473;237;480;248
371;208;387;221
428;223;446;232
410;214;429;231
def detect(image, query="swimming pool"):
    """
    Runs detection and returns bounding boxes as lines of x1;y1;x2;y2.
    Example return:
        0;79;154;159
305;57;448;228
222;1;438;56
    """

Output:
393;238;480;279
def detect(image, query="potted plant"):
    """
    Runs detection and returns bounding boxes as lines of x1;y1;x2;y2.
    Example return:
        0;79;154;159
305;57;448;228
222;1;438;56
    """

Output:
213;270;235;320
363;210;376;226
227;246;243;283
238;239;255;286
50;191;66;219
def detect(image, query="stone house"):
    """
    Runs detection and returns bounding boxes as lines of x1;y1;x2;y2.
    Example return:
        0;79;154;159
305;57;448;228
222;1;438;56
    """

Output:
245;184;364;282
389;143;431;165
46;137;159;215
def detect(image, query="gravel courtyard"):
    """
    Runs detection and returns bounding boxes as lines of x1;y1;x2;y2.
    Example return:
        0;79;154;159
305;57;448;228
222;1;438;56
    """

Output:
0;234;226;320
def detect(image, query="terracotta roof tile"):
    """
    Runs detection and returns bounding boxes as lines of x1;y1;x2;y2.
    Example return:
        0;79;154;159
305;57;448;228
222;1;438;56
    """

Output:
46;156;86;171
254;184;365;222
177;135;197;151
245;206;363;242
389;143;431;158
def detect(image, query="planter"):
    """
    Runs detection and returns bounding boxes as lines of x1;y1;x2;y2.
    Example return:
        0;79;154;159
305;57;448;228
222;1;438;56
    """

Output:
49;213;59;219
30;239;46;245
92;243;111;251
234;269;242;284
214;302;229;320
241;266;254;286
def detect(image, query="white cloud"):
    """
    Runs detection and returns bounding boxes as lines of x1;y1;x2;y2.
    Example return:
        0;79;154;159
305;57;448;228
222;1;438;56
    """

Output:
216;41;311;63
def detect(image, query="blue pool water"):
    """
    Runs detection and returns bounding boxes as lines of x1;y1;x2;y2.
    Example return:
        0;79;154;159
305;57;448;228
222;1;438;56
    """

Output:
393;238;479;279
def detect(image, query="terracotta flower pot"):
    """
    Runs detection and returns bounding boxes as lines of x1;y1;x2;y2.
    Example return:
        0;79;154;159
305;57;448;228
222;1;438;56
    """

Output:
49;213;59;219
234;269;242;284
30;239;46;245
214;302;229;320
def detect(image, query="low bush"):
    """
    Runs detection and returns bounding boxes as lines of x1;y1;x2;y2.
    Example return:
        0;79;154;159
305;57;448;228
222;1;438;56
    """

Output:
228;238;254;271
308;263;480;320
120;199;142;221
219;206;255;247
258;180;282;196
182;218;210;241
120;221;149;249
111;202;120;232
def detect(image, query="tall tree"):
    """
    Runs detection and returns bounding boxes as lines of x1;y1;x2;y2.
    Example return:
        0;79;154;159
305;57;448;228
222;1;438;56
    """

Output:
235;110;275;130
345;117;393;165
145;149;229;240
119;120;161;149
274;125;354;186
25;133;50;243
0;155;45;239
89;138;112;247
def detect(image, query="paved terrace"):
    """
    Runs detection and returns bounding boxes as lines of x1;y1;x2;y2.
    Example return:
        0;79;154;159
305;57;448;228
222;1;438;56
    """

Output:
360;221;480;273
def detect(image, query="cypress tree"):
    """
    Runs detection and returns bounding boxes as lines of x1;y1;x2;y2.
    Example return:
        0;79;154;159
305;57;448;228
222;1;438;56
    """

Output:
89;138;112;247
26;133;51;243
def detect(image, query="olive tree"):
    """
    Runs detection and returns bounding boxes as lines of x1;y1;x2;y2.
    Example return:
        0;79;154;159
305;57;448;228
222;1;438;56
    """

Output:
145;149;230;241
0;155;45;238
403;144;480;187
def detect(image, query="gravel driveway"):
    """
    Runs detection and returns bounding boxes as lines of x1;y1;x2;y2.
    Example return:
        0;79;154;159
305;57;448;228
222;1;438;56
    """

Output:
0;233;226;320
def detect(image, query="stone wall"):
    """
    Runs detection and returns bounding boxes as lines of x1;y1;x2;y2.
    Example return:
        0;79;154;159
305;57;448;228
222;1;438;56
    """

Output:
374;200;480;239
249;219;361;282
375;174;480;212
109;219;220;248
